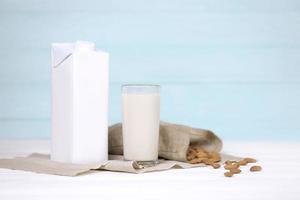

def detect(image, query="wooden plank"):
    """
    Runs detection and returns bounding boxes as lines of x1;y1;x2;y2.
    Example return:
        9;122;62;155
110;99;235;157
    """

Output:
106;13;300;46
0;0;299;140
108;47;300;83
0;13;109;50
0;83;299;139
1;0;300;13
0;140;300;200
110;83;300;140
0;0;112;12
1;47;300;83
0;12;299;49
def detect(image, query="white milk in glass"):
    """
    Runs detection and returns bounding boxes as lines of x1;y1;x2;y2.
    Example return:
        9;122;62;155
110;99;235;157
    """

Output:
122;85;160;163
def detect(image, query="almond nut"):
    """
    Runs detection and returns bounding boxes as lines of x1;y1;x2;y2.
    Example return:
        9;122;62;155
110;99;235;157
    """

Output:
250;165;262;172
230;168;241;174
224;172;234;177
244;158;257;163
212;163;221;169
196;151;208;158
238;160;248;166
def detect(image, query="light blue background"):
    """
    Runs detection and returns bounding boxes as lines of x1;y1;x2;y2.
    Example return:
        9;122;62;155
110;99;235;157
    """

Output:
0;0;299;140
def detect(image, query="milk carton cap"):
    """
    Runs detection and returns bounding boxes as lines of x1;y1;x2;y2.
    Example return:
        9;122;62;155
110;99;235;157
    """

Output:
52;41;96;68
75;41;95;51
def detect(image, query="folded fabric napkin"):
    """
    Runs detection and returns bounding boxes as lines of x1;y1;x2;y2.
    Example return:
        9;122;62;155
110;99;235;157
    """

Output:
0;122;240;176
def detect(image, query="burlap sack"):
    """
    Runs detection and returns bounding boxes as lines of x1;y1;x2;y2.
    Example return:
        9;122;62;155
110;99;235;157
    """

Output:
0;122;239;176
109;121;223;162
0;153;240;176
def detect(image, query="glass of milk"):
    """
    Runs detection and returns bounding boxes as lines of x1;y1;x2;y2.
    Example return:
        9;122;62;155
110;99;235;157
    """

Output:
122;84;160;166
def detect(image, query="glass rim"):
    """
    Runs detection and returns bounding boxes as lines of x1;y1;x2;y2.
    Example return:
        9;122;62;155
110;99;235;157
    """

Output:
122;84;160;94
122;84;160;88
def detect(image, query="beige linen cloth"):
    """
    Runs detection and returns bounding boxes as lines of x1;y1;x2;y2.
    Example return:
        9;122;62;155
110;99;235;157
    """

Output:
0;122;240;176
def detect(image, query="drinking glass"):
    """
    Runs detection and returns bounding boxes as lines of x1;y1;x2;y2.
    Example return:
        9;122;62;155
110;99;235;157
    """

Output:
122;84;160;166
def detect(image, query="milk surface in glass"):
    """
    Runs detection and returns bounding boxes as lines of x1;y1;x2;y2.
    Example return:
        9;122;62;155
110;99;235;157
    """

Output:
122;85;160;164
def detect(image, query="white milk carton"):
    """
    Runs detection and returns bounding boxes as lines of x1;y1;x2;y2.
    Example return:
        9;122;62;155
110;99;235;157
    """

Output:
51;41;109;164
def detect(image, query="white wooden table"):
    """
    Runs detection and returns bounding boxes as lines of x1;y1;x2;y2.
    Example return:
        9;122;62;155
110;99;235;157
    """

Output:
0;140;299;200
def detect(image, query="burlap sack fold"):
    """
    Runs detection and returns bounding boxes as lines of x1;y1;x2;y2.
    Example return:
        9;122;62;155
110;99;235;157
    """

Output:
0;122;239;176
109;121;223;162
0;153;240;176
